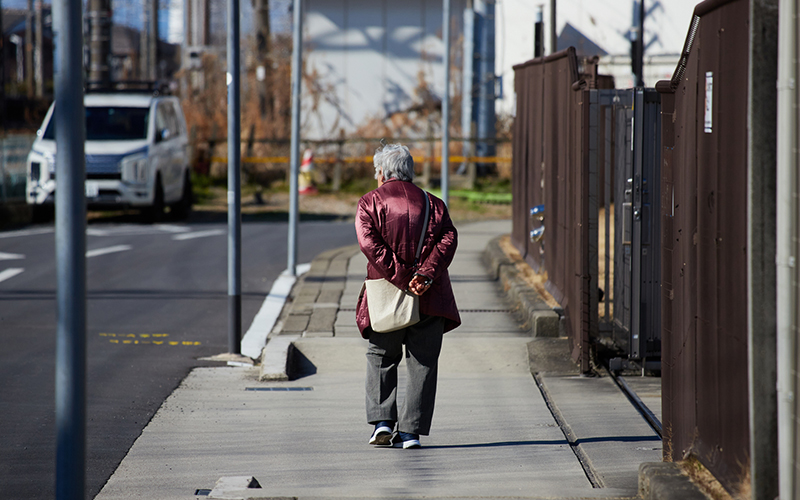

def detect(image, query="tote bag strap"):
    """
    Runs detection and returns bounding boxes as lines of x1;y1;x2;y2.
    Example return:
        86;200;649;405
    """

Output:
414;191;430;265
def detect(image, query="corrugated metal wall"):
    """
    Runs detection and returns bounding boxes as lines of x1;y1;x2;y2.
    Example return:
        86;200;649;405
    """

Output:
512;48;593;371
657;0;751;491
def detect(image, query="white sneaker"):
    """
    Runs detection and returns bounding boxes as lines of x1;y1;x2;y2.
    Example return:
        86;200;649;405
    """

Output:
369;424;393;445
392;432;421;449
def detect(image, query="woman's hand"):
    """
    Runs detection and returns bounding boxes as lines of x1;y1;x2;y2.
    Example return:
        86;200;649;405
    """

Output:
409;274;432;296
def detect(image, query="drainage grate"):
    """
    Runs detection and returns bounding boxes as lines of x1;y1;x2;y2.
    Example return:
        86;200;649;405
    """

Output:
195;489;211;496
245;387;313;392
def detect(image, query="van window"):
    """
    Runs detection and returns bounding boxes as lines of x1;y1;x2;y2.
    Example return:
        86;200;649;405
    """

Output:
44;106;150;141
156;102;180;141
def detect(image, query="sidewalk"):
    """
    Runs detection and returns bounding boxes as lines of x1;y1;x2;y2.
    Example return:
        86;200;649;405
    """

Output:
95;220;664;500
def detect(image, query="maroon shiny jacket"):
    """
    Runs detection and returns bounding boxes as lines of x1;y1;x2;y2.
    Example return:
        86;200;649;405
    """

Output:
355;178;461;338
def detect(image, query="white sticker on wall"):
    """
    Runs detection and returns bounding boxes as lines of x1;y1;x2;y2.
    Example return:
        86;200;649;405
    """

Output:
704;71;713;134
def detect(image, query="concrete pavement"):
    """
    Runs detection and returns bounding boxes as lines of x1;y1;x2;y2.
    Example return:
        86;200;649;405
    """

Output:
95;220;667;500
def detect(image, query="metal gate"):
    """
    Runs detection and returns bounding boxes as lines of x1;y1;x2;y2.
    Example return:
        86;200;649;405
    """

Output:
605;88;662;368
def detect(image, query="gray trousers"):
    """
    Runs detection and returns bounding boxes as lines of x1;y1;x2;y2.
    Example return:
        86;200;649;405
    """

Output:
365;314;445;436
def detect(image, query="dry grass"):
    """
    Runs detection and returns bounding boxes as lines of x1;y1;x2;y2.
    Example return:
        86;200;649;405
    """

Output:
497;234;560;308
597;204;615;318
680;456;752;500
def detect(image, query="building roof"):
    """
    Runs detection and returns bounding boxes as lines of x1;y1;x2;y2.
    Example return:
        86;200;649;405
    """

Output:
557;22;608;58
2;7;53;38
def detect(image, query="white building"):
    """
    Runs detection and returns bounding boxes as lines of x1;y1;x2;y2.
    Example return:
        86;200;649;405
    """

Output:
299;0;701;138
302;0;465;140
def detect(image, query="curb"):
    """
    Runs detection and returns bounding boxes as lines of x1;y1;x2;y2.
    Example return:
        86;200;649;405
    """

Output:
258;244;360;381
482;235;561;337
277;244;359;337
639;462;710;500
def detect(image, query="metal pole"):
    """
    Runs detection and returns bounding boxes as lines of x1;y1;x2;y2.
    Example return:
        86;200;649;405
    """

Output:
775;0;796;497
287;0;302;276
25;0;33;96
0;5;4;131
441;0;451;207
549;0;556;54
637;0;644;87
460;0;474;179
53;0;87;494
227;0;242;354
534;6;544;58
34;0;43;96
474;0;495;176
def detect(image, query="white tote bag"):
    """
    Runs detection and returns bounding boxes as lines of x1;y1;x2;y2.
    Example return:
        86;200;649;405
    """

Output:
365;192;430;333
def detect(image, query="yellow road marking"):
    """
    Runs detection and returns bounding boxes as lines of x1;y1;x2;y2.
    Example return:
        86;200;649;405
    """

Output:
102;333;201;346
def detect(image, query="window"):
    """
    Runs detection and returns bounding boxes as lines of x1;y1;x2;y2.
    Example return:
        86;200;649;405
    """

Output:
44;106;150;141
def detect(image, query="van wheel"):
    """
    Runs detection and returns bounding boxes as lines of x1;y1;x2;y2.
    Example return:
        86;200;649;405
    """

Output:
171;171;192;220
141;176;164;223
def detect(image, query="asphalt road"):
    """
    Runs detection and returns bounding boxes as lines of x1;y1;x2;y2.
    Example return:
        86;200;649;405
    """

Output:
0;218;356;499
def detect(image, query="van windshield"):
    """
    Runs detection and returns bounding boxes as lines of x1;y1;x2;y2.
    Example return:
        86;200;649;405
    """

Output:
43;106;150;141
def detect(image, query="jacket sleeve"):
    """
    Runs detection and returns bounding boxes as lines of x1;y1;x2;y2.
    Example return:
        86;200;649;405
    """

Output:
416;203;457;281
355;196;415;288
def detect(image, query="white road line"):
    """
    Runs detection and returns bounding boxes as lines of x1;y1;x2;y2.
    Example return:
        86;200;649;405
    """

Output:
0;228;54;239
240;263;311;359
154;224;191;233
0;252;25;260
86;228;110;236
86;245;132;258
0;268;24;284
172;229;225;241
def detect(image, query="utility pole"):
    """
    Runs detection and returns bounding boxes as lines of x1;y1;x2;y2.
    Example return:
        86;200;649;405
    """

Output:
88;0;112;88
141;0;158;79
25;0;33;96
631;0;645;87
34;0;43;96
534;5;544;57
253;0;271;118
549;0;556;54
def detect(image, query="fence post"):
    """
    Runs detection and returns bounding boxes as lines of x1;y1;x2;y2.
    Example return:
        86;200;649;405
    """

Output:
747;0;779;498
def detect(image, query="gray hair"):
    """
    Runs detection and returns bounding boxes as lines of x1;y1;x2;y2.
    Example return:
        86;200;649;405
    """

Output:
373;142;415;182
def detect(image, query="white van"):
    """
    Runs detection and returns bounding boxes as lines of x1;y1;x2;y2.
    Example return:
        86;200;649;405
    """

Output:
26;89;192;221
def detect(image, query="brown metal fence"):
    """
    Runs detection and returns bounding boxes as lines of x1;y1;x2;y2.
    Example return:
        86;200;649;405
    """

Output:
512;48;594;371
657;0;750;491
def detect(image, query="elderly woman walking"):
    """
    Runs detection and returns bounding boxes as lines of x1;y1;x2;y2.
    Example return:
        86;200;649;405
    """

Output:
355;142;460;449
